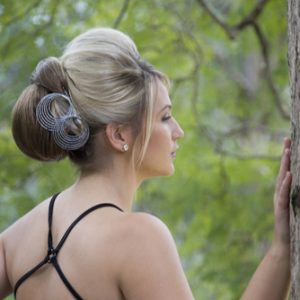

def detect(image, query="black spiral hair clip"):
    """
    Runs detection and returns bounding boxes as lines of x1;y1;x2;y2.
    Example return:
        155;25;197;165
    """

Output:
36;93;90;151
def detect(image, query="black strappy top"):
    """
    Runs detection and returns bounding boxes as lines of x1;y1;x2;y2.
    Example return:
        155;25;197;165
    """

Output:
14;193;123;299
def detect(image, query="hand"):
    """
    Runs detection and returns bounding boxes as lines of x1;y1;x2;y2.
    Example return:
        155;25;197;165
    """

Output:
240;139;292;300
273;137;292;249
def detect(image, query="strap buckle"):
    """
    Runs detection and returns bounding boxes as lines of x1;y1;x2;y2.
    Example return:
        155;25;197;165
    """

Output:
47;248;57;263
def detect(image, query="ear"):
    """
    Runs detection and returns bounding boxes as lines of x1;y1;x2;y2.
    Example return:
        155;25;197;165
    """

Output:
105;123;132;152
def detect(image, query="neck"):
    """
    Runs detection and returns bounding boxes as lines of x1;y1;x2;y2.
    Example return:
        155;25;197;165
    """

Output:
68;164;140;212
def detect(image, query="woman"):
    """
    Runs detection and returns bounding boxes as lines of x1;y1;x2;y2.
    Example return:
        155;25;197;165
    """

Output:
0;28;291;299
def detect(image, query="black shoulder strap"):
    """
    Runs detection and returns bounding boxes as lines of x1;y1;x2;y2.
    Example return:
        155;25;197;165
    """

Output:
14;194;123;299
14;193;60;298
55;202;123;253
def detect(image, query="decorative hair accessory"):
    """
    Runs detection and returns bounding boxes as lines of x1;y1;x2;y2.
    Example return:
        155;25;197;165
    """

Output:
122;144;129;152
36;92;89;151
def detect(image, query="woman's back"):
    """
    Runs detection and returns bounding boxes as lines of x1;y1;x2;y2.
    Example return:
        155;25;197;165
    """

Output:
2;189;194;300
2;192;129;299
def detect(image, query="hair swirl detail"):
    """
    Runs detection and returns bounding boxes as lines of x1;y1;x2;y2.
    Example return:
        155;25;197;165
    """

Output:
36;93;90;151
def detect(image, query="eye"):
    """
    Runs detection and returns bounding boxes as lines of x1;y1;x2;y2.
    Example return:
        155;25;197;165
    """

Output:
162;114;172;122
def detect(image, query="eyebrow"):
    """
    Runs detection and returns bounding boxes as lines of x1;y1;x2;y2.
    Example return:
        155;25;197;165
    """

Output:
159;104;172;113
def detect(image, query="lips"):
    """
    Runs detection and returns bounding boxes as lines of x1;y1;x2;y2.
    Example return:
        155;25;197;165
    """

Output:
171;145;179;159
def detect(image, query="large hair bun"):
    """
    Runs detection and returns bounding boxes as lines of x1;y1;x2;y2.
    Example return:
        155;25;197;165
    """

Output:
12;57;71;161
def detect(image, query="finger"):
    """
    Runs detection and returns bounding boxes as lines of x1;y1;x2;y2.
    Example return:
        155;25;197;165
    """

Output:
276;148;291;193
277;171;292;210
283;137;291;149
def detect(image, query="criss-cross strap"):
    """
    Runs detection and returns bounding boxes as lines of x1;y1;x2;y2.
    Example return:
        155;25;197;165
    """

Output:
14;193;61;298
14;193;123;299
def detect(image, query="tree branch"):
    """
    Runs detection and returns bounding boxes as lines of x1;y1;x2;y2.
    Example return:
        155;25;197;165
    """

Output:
195;0;235;39
216;148;279;161
195;0;289;120
0;0;60;60
251;21;290;120
113;0;130;29
193;120;281;161
2;0;42;26
234;0;270;30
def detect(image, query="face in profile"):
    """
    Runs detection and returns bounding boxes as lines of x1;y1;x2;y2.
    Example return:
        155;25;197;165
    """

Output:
138;81;184;179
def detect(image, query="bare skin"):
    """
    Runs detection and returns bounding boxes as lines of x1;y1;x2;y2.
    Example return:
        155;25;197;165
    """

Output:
0;83;291;299
241;137;291;300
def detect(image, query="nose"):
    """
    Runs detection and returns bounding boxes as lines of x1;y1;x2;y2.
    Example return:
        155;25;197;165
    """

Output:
173;119;184;140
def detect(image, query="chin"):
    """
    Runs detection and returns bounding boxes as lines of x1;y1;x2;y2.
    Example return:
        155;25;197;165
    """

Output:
139;163;175;179
155;165;175;177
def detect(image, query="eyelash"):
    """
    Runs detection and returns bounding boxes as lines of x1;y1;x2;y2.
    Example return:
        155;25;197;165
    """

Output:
162;115;172;122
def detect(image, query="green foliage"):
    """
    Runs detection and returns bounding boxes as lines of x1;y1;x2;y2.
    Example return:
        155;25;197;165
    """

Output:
1;0;289;299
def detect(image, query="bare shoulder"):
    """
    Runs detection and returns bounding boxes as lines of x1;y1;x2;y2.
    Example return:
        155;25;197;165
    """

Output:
2;198;49;241
1;198;50;280
0;198;49;297
105;211;175;265
114;212;180;263
114;212;194;300
0;233;12;298
118;212;173;242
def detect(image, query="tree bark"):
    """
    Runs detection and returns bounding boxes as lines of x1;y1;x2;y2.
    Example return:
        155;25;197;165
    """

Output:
288;0;300;298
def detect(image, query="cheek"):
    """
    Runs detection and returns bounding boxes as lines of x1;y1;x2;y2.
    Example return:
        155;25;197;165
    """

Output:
148;125;170;148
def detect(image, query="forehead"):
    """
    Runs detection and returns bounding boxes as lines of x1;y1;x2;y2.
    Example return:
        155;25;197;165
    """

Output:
154;81;171;112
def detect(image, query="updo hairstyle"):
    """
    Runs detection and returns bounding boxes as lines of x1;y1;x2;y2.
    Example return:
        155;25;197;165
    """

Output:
12;28;168;173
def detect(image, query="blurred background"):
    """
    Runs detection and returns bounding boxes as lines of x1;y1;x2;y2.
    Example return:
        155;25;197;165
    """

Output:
0;0;290;299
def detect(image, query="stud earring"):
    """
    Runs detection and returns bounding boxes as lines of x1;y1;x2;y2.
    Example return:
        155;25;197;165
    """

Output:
122;144;129;152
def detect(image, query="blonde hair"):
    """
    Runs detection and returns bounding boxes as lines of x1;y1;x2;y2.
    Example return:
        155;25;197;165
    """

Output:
12;28;168;173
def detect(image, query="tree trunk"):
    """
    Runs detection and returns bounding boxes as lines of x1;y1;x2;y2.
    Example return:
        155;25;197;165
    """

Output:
288;0;300;298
